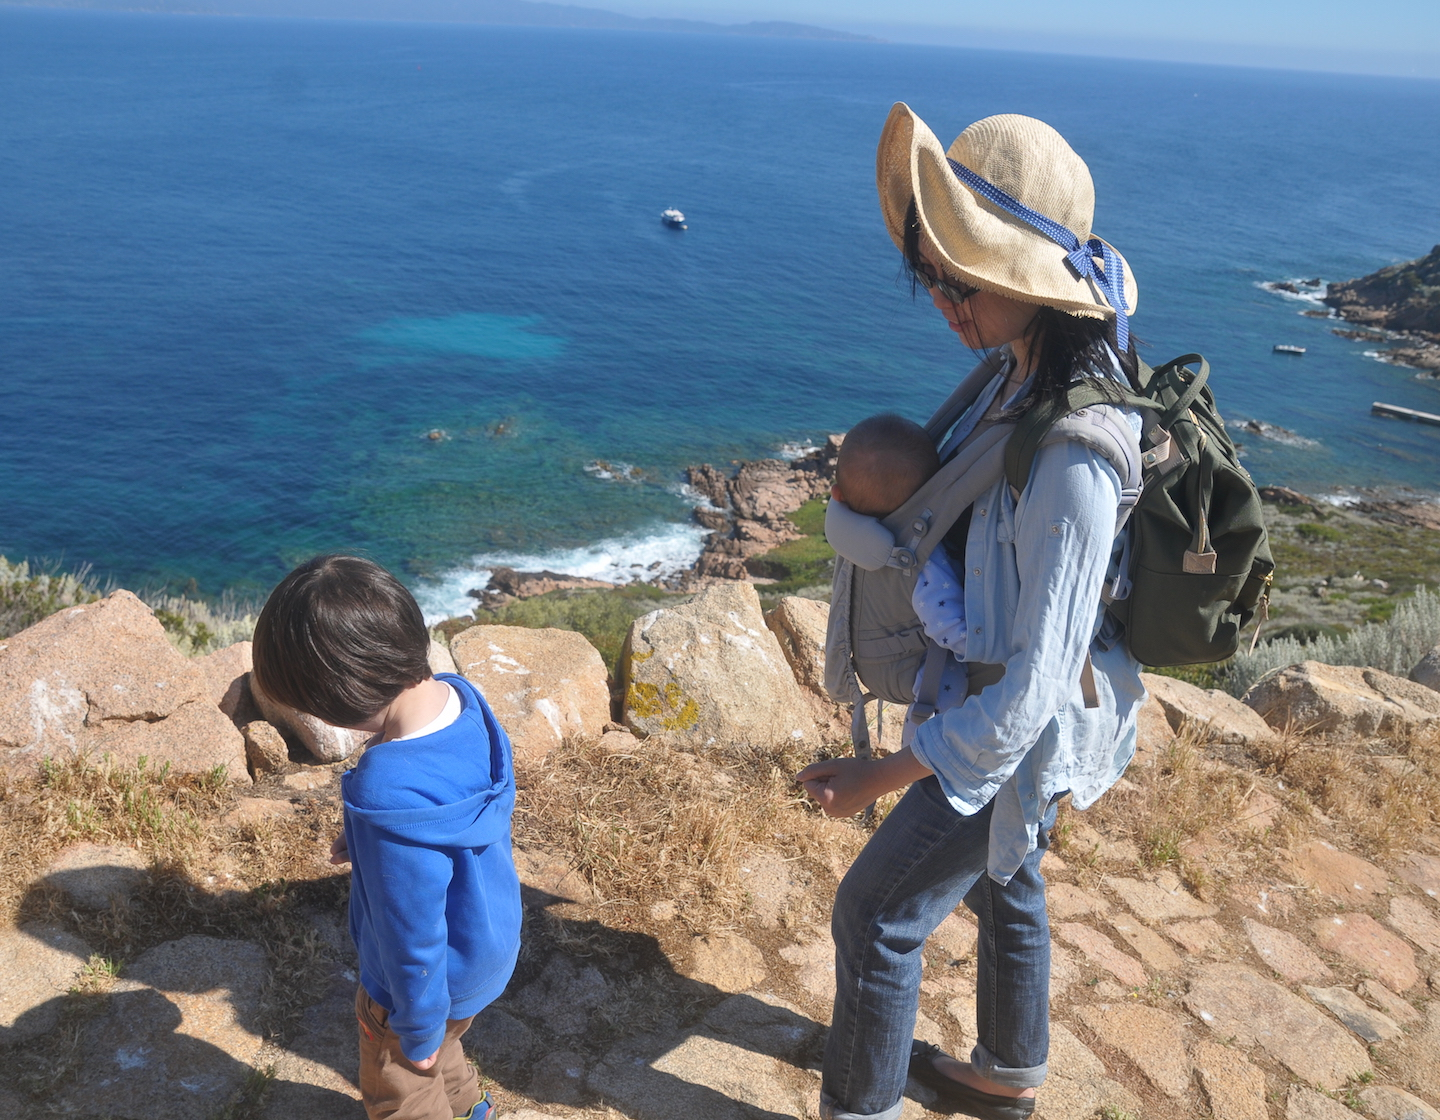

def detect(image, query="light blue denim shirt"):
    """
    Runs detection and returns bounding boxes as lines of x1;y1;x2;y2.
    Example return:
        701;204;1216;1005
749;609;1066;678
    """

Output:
909;371;1147;884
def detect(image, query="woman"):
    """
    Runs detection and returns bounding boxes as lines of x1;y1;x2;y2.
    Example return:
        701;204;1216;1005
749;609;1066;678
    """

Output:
797;106;1148;1120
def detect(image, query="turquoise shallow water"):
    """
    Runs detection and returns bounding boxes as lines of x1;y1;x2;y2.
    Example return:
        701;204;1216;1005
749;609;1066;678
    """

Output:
2;7;1438;616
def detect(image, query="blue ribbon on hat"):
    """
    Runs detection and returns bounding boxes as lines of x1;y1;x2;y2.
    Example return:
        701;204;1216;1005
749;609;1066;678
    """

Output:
947;157;1131;352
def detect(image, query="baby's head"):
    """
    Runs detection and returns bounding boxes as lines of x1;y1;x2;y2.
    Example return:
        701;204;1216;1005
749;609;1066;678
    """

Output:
252;555;433;730
833;413;940;518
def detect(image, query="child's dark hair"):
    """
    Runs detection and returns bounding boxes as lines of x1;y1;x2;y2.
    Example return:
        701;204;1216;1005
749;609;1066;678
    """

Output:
836;413;940;518
252;555;432;728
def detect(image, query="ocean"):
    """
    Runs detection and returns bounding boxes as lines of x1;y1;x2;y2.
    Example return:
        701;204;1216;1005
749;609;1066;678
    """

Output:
3;6;1439;619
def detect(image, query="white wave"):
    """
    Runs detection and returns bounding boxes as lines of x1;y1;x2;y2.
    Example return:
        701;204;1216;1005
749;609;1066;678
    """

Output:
583;459;647;483
1256;278;1327;306
414;521;709;623
1232;417;1319;448
776;440;821;461
667;480;723;511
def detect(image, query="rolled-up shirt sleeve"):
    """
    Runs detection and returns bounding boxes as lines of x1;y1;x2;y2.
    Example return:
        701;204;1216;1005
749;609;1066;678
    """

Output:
910;440;1122;812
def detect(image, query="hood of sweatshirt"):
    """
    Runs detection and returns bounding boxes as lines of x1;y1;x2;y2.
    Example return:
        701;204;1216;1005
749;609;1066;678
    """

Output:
341;674;515;850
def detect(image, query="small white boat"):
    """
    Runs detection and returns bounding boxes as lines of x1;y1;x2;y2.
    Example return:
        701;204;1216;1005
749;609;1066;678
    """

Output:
661;208;687;230
1273;344;1306;355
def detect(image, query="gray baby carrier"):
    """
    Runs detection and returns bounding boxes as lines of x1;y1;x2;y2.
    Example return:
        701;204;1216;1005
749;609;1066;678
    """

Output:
823;350;1141;758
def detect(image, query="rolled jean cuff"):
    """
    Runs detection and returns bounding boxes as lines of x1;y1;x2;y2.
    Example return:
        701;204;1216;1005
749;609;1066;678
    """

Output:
970;1042;1047;1089
819;1091;905;1120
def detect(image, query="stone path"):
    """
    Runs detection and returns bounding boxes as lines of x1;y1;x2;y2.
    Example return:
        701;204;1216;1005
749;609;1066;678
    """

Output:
3;755;1439;1120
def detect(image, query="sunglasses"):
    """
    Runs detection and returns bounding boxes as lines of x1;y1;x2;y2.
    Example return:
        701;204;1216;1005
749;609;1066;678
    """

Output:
912;262;978;305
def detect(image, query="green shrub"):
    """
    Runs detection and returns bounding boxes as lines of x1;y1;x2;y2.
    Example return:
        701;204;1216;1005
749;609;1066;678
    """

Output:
745;497;836;594
479;586;684;678
144;592;257;656
0;556;102;639
1223;585;1440;696
1295;521;1344;543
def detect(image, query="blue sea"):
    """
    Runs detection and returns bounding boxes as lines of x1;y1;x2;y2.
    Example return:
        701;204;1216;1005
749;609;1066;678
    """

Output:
3;6;1439;619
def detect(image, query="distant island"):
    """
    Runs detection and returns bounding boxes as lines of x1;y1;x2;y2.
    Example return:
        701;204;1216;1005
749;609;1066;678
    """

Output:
1325;244;1440;373
10;0;880;40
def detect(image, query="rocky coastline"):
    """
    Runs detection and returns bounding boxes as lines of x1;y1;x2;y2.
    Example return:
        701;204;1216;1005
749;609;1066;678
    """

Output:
469;438;843;608
1323;245;1440;374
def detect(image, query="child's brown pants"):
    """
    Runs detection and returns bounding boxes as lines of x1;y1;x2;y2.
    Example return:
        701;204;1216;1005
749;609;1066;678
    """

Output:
356;987;486;1120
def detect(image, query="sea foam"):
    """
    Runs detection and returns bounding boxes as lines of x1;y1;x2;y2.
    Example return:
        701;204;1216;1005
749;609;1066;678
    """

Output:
414;521;709;624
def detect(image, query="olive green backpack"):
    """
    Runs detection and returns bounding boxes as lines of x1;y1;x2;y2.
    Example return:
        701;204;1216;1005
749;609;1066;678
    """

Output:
824;352;1275;746
1006;353;1275;667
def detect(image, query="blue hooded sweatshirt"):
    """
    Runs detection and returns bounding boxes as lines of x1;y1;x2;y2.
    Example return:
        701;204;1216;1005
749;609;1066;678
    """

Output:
341;673;521;1062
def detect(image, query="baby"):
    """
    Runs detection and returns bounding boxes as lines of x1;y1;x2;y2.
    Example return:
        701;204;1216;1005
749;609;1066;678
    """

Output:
832;413;969;717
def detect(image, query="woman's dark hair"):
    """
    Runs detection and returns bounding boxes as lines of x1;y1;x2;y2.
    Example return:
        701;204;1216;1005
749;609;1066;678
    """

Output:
901;197;1140;412
251;554;432;728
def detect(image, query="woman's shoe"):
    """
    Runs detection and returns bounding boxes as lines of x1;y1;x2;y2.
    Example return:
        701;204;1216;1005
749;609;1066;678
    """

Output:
907;1041;1036;1120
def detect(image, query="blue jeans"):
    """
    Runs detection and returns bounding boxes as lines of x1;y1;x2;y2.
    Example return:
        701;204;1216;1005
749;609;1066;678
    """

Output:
820;778;1059;1120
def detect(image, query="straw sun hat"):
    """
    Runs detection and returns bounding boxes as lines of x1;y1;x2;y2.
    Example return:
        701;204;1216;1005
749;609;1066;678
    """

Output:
876;103;1138;339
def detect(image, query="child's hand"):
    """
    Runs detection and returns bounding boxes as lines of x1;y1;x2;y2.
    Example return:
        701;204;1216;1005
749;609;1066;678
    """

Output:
412;1049;439;1070
329;832;350;865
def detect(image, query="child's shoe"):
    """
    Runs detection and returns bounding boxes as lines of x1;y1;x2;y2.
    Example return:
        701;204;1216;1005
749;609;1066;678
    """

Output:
456;1094;494;1120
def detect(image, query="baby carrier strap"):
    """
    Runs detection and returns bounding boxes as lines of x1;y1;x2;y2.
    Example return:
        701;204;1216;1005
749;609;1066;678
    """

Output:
923;347;1011;442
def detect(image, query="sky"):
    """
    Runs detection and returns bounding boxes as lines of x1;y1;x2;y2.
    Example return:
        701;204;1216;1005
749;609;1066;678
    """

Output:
622;0;1440;78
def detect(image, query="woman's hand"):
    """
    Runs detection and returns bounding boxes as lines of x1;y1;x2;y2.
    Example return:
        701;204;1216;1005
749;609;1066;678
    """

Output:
329;832;350;865
796;748;933;818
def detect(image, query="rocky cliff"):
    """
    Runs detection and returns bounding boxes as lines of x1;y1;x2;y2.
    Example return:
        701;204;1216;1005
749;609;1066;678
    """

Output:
1325;245;1440;339
1325;245;1440;373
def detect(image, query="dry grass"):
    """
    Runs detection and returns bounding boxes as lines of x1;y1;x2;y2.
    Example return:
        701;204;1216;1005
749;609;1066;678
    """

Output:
1251;722;1440;856
513;734;863;936
1067;723;1251;892
0;755;348;1048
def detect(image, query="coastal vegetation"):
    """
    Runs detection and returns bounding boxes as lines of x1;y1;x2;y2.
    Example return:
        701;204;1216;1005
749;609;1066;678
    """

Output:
0;556;256;655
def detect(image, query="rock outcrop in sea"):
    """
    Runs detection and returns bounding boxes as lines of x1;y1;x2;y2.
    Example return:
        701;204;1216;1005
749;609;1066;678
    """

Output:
1325;245;1440;373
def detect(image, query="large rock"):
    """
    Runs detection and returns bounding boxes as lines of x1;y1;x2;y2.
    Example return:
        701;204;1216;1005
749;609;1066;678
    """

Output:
1312;912;1419;993
1184;963;1372;1089
452;625;610;764
589;1025;809;1120
91;698;250;783
1141;671;1275;745
250;674;370;763
1413;644;1440;692
1042;1022;1143;1120
0;924;92;1043
1302;985;1402;1043
1358;1086;1440;1120
1284;839;1390;903
1243;660;1440;738
1388;895;1440;955
763;596;829;694
1243;917;1333;984
686;933;767;992
62;935;267;1119
621;582;816;748
1103;871;1218;921
0;591;207;776
509;954;611;1037
261;969;362;1119
1191;1040;1268;1120
195;640;257;724
1077;1002;1192;1097
1057;923;1147;988
43;843;149;910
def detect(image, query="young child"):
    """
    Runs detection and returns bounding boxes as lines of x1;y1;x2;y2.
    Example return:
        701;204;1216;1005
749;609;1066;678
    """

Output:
252;555;520;1120
832;413;969;713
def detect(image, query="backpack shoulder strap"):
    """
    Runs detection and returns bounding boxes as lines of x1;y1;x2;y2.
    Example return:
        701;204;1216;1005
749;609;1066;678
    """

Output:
1004;380;1149;494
